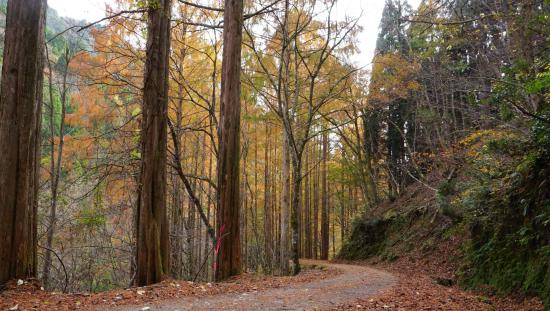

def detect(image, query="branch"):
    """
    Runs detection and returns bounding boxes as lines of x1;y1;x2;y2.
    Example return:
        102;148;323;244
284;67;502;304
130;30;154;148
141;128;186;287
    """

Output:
400;14;495;26
38;245;69;293
47;9;147;43
177;0;224;12
77;9;147;32
168;119;216;243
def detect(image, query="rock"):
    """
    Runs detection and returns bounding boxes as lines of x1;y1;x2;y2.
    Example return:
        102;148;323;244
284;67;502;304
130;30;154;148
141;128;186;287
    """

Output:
16;279;24;286
137;290;146;295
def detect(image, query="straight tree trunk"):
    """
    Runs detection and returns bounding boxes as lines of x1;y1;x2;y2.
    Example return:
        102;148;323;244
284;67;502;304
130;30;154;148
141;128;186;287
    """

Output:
43;47;70;290
216;0;244;281
280;132;291;274
135;0;172;286
304;148;312;259
313;138;320;259
271;140;279;271
0;0;46;285
320;129;329;260
242;101;249;272
263;124;272;273
289;155;302;275
278;0;292;276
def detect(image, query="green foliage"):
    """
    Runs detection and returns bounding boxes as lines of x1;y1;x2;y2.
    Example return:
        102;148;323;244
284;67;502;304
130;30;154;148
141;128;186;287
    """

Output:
337;218;389;260
437;179;456;197
341;128;549;306
533;111;550;148
77;208;106;227
459;139;550;307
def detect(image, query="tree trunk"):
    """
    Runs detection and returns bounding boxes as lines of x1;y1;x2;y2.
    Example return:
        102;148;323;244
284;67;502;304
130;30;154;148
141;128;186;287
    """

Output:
289;155;302;275
215;0;244;281
43;47;70;290
313;138;320;259
280;131;291;274
304;148;312;258
264;124;272;273
0;0;46;285
136;0;172;286
320;129;329;260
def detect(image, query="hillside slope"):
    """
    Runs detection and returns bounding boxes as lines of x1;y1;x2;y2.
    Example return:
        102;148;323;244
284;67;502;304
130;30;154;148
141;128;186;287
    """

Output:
338;127;550;308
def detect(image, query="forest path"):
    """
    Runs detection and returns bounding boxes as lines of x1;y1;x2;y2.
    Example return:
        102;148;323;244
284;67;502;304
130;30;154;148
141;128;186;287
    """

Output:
118;260;396;311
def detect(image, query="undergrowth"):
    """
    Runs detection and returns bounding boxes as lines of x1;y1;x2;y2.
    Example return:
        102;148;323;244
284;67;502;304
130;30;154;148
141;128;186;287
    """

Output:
338;126;550;308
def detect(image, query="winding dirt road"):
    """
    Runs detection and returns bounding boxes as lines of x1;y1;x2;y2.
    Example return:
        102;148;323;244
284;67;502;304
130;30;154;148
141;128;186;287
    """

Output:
118;260;396;311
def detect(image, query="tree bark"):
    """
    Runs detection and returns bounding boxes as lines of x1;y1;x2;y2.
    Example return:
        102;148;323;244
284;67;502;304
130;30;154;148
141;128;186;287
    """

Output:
320;129;329;260
280;131;291;274
216;0;244;281
264;124;272;273
0;0;46;285
313;138;320;259
304;148;312;258
289;155;302;275
136;0;172;286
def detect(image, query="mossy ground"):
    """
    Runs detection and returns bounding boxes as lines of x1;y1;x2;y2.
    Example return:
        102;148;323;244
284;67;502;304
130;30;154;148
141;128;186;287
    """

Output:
338;129;550;308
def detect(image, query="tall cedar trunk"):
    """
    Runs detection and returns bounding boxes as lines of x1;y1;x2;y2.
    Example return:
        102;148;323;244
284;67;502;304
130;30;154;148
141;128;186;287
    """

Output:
341;184;346;245
361;112;379;205
206;138;214;280
280;132;291;274
320;129;329;260
136;0;172;286
0;0;46;285
313;138;320;259
264;124;272;273
242;100;248;272
304;148;312;258
271;141;279;271
173;79;185;278
278;0;292;276
43;48;70;290
216;0;244;281
289;156;302;275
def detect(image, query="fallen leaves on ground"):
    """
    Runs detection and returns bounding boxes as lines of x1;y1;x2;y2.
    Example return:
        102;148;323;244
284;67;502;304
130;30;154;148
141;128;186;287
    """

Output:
0;266;338;310
332;242;543;311
332;272;543;311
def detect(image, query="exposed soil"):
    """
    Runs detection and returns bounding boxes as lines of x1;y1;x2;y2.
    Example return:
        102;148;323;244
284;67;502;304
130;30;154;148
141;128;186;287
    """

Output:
1;259;542;310
116;260;397;311
0;263;337;311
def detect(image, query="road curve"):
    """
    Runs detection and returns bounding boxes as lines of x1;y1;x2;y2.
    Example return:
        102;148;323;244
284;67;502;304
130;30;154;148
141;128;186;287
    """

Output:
118;260;397;311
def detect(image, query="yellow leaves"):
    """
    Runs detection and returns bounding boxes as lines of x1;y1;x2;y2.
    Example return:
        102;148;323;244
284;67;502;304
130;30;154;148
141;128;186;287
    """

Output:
458;129;516;148
368;52;420;106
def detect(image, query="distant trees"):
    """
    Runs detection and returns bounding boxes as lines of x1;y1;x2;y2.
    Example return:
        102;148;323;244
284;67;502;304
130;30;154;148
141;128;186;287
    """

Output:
244;0;359;274
135;0;172;286
0;0;46;285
